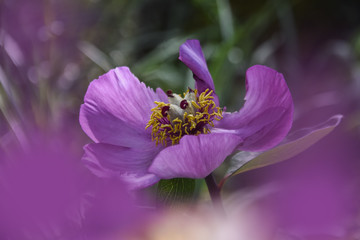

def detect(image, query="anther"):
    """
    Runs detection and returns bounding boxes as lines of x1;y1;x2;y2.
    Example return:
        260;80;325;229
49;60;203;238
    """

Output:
147;88;222;146
166;90;174;97
161;106;170;117
180;99;189;109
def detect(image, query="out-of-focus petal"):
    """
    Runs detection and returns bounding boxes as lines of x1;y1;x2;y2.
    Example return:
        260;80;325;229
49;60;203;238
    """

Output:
82;178;148;239
83;143;161;189
179;39;219;106
214;65;293;151
149;133;242;179
80;67;167;148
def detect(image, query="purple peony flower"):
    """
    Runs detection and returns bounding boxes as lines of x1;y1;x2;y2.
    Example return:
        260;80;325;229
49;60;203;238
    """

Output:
80;39;293;189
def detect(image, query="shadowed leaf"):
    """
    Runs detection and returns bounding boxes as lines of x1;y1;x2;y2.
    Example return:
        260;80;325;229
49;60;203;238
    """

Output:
157;178;195;207
225;114;343;178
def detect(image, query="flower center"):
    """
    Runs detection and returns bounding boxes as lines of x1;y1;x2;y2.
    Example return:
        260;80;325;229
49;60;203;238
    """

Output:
146;88;223;146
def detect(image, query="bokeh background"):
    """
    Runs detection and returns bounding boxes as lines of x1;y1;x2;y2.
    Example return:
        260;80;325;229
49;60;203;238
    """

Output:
1;0;360;239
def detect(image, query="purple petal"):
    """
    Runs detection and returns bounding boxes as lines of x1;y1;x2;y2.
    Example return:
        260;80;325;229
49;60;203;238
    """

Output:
80;67;167;148
225;114;343;178
83;143;161;189
148;133;242;179
179;39;219;106
214;65;294;151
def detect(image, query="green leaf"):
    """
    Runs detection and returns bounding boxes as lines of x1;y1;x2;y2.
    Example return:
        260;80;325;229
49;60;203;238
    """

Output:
225;115;343;179
157;178;195;206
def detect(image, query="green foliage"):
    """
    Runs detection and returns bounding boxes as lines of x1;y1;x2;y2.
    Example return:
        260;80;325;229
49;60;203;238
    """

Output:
157;178;195;206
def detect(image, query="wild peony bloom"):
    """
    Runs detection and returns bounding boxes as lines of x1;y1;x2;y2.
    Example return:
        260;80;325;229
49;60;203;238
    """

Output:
80;39;293;189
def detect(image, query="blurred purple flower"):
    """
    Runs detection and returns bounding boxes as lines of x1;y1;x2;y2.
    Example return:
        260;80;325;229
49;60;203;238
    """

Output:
80;39;293;189
0;133;146;240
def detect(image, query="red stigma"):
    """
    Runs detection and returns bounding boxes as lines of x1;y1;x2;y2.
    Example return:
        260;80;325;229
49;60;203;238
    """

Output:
161;106;170;117
180;100;188;109
166;90;174;97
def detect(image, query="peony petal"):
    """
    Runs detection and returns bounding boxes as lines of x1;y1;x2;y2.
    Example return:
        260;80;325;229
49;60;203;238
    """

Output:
148;133;242;179
179;39;219;106
82;143;161;189
224;114;343;178
214;65;293;151
80;67;167;148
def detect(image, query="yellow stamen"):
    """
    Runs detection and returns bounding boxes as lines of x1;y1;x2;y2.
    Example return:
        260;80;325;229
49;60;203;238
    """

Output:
146;89;223;146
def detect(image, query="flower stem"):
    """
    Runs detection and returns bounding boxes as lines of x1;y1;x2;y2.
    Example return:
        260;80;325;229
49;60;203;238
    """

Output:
204;173;226;215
